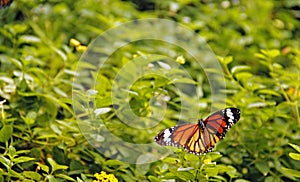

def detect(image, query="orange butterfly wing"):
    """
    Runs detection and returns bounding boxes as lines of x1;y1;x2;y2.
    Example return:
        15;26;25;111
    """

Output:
0;0;13;8
154;108;240;155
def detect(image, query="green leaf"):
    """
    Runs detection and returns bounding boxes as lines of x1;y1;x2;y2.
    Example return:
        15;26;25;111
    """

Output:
16;149;32;155
0;170;4;182
21;112;36;125
8;168;23;178
218;56;233;66
231;65;251;75
223;56;233;65
255;161;269;176
94;107;111;116
185;154;201;163
5;57;23;70
53;87;68;97
177;167;194;171
13;157;35;164
265;176;281;182
289;153;300;161
0;76;14;84
19;35;41;44
47;158;68;173
254;53;267;60
36;162;49;173
157;61;171;70
0;156;11;169
257;89;281;96
248;101;276;108
11;24;28;34
255;49;280;60
18;91;73;114
105;159;126;166
136;153;157;164
225;165;239;178
267;49;280;58
0;125;13;143
78;174;87;182
289;143;300;153
234;72;253;81
55;174;76;181
46;175;56;182
174;171;194;180
282;167;300;178
163;157;178;164
169;77;197;84
8;145;17;158
23;171;42;181
50;124;62;135
207;152;223;161
148;175;161;182
235;179;252;182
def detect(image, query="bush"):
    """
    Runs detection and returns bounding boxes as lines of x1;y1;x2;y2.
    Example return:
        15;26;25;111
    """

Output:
0;0;299;181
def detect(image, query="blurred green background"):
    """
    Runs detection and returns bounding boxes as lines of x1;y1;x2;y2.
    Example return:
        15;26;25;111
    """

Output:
0;0;300;181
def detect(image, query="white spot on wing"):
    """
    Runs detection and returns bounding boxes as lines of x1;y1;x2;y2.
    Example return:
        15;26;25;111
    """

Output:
226;108;235;124
162;128;172;143
163;129;172;138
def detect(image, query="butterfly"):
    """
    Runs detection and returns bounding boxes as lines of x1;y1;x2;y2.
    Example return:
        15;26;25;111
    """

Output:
0;0;13;8
154;107;240;155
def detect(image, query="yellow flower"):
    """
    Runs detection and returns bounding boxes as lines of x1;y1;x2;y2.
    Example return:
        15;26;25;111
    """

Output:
94;171;118;182
203;158;211;164
69;38;87;52
70;38;81;47
176;55;185;64
75;45;87;52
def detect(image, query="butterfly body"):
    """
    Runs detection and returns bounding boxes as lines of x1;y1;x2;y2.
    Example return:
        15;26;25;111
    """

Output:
154;108;240;155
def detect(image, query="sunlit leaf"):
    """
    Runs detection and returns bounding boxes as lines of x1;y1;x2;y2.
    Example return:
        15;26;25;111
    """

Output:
231;65;251;75
282;167;300;178
46;175;56;182
289;153;300;161
157;61;171;70
23;171;42;181
255;161;269;176
19;35;41;44
169;78;197;84
218;56;233;65
0;125;13;143
55;174;76;181
36;162;49;173
47;158;68;173
0;156;11;169
8;145;17;158
13;157;35;164
148;175;160;182
8;169;22;178
94;107;111;116
234;72;253;80
257;89;281;96
289;143;300;153
174;171;194;181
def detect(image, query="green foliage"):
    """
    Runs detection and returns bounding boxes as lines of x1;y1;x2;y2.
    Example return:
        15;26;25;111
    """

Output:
281;144;300;179
1;0;300;181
